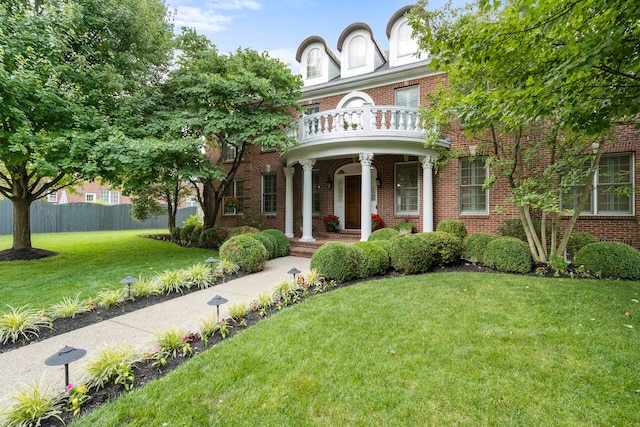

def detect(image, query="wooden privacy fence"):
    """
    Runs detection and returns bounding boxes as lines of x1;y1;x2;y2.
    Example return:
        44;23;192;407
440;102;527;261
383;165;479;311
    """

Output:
0;201;197;235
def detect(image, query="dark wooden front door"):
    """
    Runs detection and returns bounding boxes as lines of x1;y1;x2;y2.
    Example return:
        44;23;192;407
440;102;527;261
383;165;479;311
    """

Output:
345;175;361;229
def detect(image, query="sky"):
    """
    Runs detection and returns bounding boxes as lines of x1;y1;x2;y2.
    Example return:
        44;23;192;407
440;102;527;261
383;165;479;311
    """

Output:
166;0;463;74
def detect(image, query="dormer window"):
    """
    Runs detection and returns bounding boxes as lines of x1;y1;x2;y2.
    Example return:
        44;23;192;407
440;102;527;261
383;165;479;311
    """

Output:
387;6;425;67
306;48;322;79
348;36;367;69
397;21;417;58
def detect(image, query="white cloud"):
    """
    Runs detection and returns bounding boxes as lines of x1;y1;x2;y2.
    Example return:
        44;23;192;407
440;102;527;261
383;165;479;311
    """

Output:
209;0;261;10
173;6;232;33
268;48;300;75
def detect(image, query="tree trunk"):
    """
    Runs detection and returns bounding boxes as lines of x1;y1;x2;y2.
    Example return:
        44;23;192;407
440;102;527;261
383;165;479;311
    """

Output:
12;197;33;250
201;180;217;229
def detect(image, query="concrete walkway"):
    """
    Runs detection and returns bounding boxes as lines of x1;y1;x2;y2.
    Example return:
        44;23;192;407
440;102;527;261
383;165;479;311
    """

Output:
0;256;311;406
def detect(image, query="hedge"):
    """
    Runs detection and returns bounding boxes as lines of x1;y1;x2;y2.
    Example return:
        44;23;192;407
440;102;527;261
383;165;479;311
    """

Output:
436;220;468;240
310;242;358;283
368;228;400;241
483;237;532;274
352;241;390;278
575;241;640;280
417;231;462;267
463;233;499;264
388;235;434;274
219;234;268;273
261;229;290;257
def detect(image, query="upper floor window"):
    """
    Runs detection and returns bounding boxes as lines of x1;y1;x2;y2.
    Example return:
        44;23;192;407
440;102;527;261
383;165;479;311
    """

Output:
100;190;120;205
47;192;58;203
397;21;418;57
395;86;419;129
85;193;96;203
262;173;277;215
306;48;322;79
222;141;243;162
395;162;419;214
224;180;244;215
185;196;198;208
459;157;488;214
348;36;367;69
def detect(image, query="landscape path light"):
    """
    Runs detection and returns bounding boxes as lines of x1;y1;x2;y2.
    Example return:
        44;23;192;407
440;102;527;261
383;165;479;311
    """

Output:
120;275;138;299
207;295;228;320
45;345;86;387
205;257;218;270
288;267;301;283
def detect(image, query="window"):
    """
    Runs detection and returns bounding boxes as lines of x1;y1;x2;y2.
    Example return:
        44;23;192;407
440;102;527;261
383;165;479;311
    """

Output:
47;192;58;203
395;162;419;214
306;48;322;79
348;36;366;69
85;193;96;203
262;173;277;215
397;21;418;57
459;157;488;214
562;153;633;215
394;86;419;129
224;180;244;215
185;196;198;208
100;190;120;205
312;170;320;215
222;141;243;162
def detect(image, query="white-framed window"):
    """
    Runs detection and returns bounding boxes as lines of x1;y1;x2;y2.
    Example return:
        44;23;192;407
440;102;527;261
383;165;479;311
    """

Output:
185;196;198;207
85;193;96;203
562;153;633;215
306;48;322;79
262;173;277;215
47;192;58;203
100;190;120;205
397;21;418;57
224;180;244;215
459;157;488;214
394;86;419;129
348;35;367;69
222;141;243;162
395;162;419;214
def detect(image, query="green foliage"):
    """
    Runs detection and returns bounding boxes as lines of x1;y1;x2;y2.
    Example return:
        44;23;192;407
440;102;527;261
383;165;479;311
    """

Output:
463;233;499;264
171;227;183;243
130;277;162;298
48;294;89;320
130;193;166;222
0;381;63;427
180;225;199;245
352;242;391;278
436;220;468;240
251;233;277;259
155;270;188;294
197;313;220;341
261;229;290;257
310;242;358;283
241;208;267;230
368;239;392;258
199;226;229;249
220;235;268;273
154;328;193;359
182;263;212;289
368;228;401;241
418;231;463;266
393;221;415;233
184;215;203;227
0;305;51;344
228;302;248;320
96;288;128;309
389;235;434;274
483;238;533;274
567;232;598;262
575;242;640;280
83;343;140;390
226;226;260;240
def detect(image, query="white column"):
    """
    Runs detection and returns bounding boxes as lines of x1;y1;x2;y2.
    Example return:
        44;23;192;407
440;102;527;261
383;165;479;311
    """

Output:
359;153;374;241
284;166;295;238
300;158;316;242
421;155;435;232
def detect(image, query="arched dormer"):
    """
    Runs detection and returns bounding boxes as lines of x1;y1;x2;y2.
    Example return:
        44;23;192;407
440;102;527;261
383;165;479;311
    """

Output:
296;36;341;86
387;5;424;67
337;23;386;79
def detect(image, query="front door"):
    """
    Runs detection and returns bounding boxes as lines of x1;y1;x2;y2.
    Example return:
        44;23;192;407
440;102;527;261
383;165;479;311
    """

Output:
345;175;361;229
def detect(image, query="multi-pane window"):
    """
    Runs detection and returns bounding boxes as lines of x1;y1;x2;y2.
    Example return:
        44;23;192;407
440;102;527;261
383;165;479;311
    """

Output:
222;141;243;162
100;190;120;205
397;21;418;57
306;48;322;79
85;193;96;203
185;196;198;208
562;153;633;215
47;192;58;203
459;157;488;214
394;86;419;129
262;173;277;215
395;162;419;214
348;36;366;69
224;180;244;215
312;170;320;215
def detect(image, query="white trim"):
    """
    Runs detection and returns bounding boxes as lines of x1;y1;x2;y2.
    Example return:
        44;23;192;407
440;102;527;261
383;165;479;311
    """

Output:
336;91;375;109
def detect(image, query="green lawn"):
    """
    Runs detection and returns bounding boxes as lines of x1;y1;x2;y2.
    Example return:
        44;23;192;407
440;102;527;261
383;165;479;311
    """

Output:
75;272;640;426
0;230;216;309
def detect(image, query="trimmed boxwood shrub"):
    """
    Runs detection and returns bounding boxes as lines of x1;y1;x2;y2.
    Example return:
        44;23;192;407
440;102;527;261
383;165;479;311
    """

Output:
417;231;462;266
436;220;468;240
310;242;358;283
389;235;434;274
170;227;182;243
226;226;260;240
567;232;598;262
261;229;290;257
369;239;392;257
219;234;268;273
368;228;400;241
251;232;277;259
575;242;640;280
180;224;197;243
483;237;532;274
199;226;228;249
352;242;390;278
463;233;499;264
191;226;203;244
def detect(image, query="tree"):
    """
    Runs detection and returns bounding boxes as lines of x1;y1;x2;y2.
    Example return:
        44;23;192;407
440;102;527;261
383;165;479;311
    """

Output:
168;30;303;229
0;0;173;251
408;0;637;263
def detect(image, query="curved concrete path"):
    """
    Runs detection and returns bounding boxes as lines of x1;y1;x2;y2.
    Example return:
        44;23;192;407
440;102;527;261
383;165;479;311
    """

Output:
0;256;311;406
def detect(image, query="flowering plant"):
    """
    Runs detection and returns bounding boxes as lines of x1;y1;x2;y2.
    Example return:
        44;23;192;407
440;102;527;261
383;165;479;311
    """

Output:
321;214;340;229
224;195;239;210
371;213;384;231
65;383;90;416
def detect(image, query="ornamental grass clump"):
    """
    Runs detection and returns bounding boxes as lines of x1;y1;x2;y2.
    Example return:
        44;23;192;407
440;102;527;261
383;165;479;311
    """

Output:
83;343;139;391
96;288;128;309
483;237;533;274
0;305;51;344
575;241;640;280
220;234;268;273
310;242;358;283
389;235;434;274
183;263;213;289
48;294;89;320
228;301;248;320
131;277;163;298
154;327;193;359
463;233;498;264
155;269;188;294
0;381;63;427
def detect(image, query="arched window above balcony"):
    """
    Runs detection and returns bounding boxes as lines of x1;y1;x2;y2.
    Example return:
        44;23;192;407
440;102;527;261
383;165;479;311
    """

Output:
296;36;340;86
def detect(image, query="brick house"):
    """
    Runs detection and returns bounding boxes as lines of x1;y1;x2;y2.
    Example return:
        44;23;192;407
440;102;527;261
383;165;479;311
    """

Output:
215;5;639;250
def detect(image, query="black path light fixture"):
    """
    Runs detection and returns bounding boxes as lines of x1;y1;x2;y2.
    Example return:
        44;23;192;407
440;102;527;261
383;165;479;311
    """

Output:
120;275;138;300
45;345;87;387
205;257;218;270
288;267;301;283
207;295;228;319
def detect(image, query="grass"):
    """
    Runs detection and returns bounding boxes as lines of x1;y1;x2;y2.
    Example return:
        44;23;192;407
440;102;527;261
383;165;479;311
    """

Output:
74;273;640;426
0;230;216;309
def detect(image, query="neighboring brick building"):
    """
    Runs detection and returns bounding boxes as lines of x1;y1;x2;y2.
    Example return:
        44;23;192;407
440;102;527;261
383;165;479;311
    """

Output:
215;5;639;250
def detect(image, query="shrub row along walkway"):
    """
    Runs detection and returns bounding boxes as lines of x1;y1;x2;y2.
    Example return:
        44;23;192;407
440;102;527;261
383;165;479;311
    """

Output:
0;256;311;406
